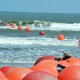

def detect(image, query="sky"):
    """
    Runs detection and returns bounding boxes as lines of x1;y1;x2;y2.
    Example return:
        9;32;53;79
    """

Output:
0;0;80;13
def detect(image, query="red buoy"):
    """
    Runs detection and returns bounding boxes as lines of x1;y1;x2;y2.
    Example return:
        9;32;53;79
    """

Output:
57;34;64;40
34;55;55;65
58;65;80;80
11;24;15;28
5;67;33;80
18;26;22;30
0;71;9;80
65;57;80;66
31;60;59;77
0;66;14;75
39;31;45;36
5;23;10;26
22;71;57;80
25;27;31;32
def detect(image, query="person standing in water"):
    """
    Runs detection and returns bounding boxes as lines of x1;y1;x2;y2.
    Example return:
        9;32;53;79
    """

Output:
78;39;80;46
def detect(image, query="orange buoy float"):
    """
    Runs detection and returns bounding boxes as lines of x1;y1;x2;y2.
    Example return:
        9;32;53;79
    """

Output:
58;65;80;80
65;57;80;65
0;66;14;75
25;27;31;32
57;34;64;40
11;24;15;28
18;26;22;30
31;60;58;77
34;55;55;65
31;60;70;77
5;23;10;26
0;71;9;80
39;31;45;36
5;67;33;80
22;71;57;80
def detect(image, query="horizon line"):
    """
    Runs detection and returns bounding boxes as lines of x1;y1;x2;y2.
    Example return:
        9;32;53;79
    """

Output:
0;11;80;14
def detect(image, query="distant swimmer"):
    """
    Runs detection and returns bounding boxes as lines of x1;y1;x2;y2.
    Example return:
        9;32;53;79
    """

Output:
78;39;80;46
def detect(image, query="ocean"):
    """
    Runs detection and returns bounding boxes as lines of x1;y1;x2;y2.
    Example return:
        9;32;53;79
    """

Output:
0;12;80;68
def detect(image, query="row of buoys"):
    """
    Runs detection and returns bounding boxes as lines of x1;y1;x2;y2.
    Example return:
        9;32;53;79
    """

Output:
18;26;31;32
6;23;80;45
5;23;45;35
5;23;31;32
0;53;80;80
5;23;65;40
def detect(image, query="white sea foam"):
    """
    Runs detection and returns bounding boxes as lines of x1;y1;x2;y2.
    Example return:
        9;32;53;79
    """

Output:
1;22;80;31
0;36;78;46
0;36;79;63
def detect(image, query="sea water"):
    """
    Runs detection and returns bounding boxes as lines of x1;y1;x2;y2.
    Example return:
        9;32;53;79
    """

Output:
0;12;80;67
